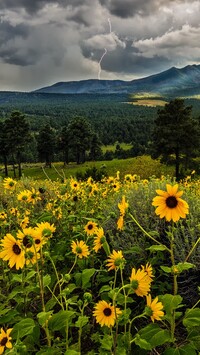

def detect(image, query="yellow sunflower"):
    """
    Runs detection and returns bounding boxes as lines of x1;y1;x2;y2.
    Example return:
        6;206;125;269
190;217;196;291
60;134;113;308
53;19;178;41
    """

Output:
117;215;124;230
31;233;45;251
19;216;29;229
93;300;121;327
93;227;105;253
17;190;30;202
146;294;164;322
70;178;80;190
71;240;90;258
25;247;40;266
0;234;25;270
3;177;17;191
106;250;125;271
130;267;151;297
152;184;189;222
0;328;13;354
0;212;7;221
27;188;41;204
118;195;129;216
141;262;154;282
84;221;98;236
35;222;56;239
17;228;36;249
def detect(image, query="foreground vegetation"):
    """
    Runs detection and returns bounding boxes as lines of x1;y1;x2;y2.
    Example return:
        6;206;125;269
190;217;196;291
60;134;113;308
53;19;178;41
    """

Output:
0;171;200;354
0;156;174;182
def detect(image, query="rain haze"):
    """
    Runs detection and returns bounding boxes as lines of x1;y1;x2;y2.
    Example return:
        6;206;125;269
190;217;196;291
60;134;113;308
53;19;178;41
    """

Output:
0;0;200;91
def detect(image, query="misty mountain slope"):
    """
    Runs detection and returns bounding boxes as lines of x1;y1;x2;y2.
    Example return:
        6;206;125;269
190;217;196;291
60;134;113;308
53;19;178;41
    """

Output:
33;64;200;95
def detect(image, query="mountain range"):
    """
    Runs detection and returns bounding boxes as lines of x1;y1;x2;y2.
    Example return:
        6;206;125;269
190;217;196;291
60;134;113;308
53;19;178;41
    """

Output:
34;64;200;96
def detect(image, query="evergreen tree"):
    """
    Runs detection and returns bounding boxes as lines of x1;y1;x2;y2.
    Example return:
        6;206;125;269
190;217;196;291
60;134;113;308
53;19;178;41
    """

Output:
0;121;9;176
67;117;93;164
37;124;56;167
151;99;200;179
57;125;70;165
4;111;31;177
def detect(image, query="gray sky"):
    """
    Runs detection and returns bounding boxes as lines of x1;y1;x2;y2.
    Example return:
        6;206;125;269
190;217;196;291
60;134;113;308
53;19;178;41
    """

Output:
0;0;200;91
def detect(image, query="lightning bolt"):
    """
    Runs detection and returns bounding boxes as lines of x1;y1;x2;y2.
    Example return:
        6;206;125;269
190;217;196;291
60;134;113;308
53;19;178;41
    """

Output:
98;18;112;80
98;48;107;80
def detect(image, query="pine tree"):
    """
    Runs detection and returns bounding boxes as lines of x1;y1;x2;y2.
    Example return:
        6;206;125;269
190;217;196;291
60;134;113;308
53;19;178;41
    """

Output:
151;99;200;179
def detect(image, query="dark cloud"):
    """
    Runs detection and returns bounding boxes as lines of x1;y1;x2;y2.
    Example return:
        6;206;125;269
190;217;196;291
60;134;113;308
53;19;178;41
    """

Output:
0;0;68;14
99;0;192;18
0;21;30;42
81;39;171;76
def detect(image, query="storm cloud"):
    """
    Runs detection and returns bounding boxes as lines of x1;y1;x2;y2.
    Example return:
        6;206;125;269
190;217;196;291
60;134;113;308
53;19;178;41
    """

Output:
0;0;199;90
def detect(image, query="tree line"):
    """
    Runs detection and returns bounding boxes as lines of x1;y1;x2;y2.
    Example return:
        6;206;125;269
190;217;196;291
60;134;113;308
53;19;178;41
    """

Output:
0;99;200;179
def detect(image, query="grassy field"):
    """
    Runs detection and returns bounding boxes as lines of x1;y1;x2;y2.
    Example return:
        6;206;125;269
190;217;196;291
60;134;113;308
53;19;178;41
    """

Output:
0;156;174;181
101;143;132;153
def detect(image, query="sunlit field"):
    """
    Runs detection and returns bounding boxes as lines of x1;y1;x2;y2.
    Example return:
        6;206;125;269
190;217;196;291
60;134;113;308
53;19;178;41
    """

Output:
0;171;200;354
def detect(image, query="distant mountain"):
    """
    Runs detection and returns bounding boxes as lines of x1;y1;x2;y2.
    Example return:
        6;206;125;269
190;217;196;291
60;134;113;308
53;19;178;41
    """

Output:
33;64;200;95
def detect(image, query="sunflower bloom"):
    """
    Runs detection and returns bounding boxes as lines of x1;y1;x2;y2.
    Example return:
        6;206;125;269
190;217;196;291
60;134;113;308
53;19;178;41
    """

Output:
93;300;121;327
93;227;105;253
118;196;128;216
117;215;124;230
0;234;25;270
35;222;56;239
146;294;164;322
3;177;17;191
17;190;31;202
152;184;189;222
71;240;90;258
106;250;125;271
0;328;13;354
141;263;154;282
130;267;151;297
84;221;98;236
17;228;36;249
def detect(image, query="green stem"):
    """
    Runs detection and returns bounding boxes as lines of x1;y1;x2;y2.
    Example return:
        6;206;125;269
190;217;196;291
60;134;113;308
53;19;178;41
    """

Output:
129;313;147;345
120;267;128;335
185;237;200;262
169;223;177;341
129;213;171;253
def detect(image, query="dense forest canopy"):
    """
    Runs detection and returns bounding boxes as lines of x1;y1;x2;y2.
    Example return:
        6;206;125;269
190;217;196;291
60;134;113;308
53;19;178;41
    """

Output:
0;92;200;178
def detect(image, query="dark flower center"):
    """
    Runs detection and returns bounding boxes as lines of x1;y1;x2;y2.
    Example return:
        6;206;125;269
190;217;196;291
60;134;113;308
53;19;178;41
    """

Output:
23;236;32;248
0;337;8;346
166;196;178;208
35;239;41;245
103;307;112;317
88;224;93;230
76;246;82;254
74;184;77;187
12;244;21;255
73;196;78;201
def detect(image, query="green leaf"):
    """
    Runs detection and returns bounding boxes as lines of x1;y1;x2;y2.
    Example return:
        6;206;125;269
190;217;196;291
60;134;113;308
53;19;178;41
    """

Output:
25;270;36;281
187;329;200;350
160;294;183;314
81;268;96;289
176;262;195;273
48;310;76;331
164;344;197;355
138;323;172;349
37;311;53;326
11;274;22;283
160;266;172;273
75;316;89;328
65;351;80;355
148;245;167;252
183;308;200;328
12;318;35;339
43;274;51;287
134;334;152;350
99;285;111;293
100;334;113;350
